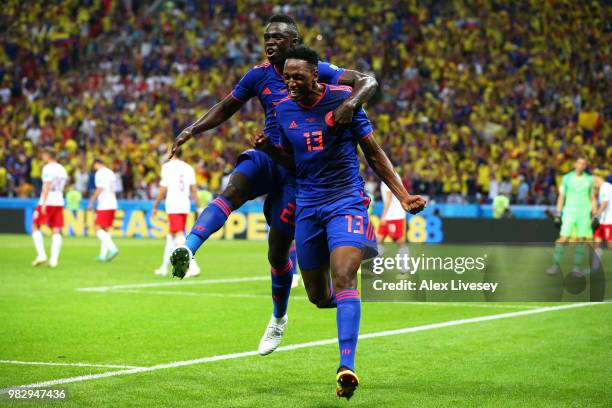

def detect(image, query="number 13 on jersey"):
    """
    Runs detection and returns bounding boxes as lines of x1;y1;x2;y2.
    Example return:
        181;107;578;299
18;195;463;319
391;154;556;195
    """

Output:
304;131;324;151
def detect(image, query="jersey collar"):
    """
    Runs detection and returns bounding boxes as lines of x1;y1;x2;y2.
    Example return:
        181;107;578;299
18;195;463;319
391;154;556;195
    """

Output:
297;84;327;109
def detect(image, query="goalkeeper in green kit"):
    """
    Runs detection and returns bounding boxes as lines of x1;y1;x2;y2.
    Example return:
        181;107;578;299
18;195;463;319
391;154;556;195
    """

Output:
547;157;597;276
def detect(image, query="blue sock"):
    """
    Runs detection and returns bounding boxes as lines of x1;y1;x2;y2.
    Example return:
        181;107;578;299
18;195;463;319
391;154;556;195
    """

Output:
185;196;233;254
271;260;293;318
336;289;361;371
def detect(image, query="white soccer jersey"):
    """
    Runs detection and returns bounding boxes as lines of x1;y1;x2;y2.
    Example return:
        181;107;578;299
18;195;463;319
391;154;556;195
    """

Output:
95;167;118;210
599;182;612;224
39;162;68;206
160;159;196;214
380;181;406;221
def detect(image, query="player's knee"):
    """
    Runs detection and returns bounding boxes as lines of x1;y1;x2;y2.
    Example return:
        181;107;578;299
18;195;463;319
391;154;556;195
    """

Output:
332;271;357;291
219;186;244;209
268;251;289;270
222;175;251;209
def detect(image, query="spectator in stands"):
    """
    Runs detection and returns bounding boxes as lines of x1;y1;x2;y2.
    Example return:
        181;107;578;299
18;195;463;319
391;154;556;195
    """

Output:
0;1;608;205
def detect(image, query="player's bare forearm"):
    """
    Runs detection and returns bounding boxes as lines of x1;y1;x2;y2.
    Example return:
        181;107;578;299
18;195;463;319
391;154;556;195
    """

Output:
262;144;295;171
359;136;426;214
152;187;166;212
338;70;378;108
190;96;244;136
169;96;244;159
249;131;295;171
88;188;102;210
359;137;408;201
556;194;564;215
333;70;378;126
40;182;50;209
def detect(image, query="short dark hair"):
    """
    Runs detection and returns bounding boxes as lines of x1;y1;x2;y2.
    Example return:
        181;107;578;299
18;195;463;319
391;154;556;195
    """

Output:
268;14;300;38
284;46;319;68
41;147;55;159
93;158;105;165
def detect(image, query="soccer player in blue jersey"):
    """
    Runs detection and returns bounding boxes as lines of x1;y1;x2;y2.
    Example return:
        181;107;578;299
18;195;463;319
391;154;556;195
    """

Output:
167;14;378;356
250;46;426;399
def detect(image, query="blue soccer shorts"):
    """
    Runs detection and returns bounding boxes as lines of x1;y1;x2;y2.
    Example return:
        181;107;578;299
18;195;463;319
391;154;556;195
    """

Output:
294;190;378;270
235;149;296;237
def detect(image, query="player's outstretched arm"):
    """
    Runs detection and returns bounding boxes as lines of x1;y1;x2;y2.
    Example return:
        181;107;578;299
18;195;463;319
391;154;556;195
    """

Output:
87;188;102;211
358;136;426;215
333;70;378;126
168;95;245;160
249;131;295;171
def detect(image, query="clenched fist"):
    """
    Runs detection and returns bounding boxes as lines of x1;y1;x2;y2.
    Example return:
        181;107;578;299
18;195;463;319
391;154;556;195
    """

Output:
402;195;427;215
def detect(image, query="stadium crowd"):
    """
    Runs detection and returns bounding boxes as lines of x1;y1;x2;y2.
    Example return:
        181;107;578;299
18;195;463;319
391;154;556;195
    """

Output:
1;0;609;205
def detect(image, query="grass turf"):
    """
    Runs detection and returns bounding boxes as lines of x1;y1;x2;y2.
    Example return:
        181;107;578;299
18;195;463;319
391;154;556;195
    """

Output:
0;234;610;407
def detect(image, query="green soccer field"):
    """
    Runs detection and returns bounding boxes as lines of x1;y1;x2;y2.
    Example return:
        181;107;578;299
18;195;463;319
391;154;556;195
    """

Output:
0;234;610;407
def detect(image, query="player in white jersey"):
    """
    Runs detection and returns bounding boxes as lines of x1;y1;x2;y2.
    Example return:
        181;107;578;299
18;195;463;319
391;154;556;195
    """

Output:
153;153;201;276
377;177;409;263
87;159;119;262
32;148;68;267
591;176;611;273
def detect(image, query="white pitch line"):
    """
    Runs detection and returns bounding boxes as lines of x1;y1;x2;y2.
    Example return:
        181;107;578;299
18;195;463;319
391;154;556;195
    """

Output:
1;301;606;393
0;360;143;369
114;289;310;301
76;276;269;292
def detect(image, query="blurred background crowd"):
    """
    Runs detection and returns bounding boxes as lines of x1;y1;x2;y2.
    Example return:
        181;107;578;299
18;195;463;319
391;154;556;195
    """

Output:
0;0;609;205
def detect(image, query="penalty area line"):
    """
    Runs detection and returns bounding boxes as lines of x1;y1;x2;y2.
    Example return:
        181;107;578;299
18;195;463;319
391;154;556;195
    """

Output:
1;301;605;392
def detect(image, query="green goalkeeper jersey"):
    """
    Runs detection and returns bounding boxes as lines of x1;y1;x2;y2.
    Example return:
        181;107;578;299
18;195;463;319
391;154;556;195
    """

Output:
561;171;592;216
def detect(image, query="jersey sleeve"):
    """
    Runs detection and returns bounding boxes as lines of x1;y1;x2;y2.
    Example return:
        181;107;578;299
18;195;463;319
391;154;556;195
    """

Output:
231;68;262;102
562;174;570;193
159;165;168;188
188;166;196;187
318;62;346;85
41;166;53;183
266;108;287;148
350;107;374;140
94;171;102;188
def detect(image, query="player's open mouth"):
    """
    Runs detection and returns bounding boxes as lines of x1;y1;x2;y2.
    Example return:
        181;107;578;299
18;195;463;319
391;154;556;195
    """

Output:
266;48;277;57
289;89;300;98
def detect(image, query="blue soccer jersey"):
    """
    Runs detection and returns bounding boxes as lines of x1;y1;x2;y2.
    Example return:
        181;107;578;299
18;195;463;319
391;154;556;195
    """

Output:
275;84;374;207
231;62;345;145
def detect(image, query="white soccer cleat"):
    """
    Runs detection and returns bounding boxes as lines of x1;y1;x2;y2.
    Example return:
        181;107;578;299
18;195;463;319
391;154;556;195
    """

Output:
184;260;200;278
31;257;48;266
546;264;560;275
291;273;300;288
154;267;168;276
258;314;287;356
49;260;58;268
